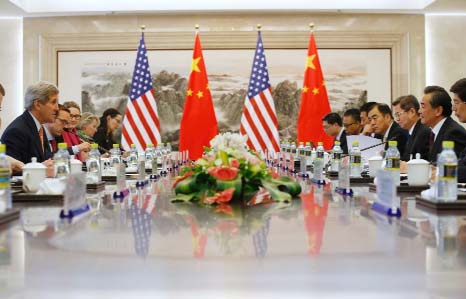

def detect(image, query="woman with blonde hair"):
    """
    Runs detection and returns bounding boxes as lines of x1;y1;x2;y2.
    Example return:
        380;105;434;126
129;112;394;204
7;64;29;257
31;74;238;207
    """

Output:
77;112;100;143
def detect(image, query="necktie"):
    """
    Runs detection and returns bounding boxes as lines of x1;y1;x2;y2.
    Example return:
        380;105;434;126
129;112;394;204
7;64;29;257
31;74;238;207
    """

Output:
429;131;435;149
50;139;57;152
38;126;45;153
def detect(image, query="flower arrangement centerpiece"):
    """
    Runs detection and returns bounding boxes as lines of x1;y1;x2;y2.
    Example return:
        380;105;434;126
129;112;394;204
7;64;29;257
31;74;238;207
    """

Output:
173;133;301;205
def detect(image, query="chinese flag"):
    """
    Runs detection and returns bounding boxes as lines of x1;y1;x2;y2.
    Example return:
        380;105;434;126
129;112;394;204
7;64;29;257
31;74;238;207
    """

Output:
179;33;218;159
296;33;333;149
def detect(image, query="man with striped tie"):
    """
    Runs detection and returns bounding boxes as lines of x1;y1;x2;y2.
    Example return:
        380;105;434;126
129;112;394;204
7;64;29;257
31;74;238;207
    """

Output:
1;81;58;168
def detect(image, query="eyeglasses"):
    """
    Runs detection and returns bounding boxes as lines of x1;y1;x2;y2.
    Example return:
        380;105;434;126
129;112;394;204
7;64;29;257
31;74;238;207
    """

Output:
343;122;356;128
56;118;69;126
70;114;81;120
394;111;405;119
453;100;466;107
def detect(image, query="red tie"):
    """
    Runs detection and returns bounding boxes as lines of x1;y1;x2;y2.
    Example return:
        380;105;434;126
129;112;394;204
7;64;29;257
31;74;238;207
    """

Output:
50;139;57;152
39;126;45;153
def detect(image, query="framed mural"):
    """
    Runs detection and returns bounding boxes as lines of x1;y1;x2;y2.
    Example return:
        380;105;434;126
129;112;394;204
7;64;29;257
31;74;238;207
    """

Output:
57;47;391;147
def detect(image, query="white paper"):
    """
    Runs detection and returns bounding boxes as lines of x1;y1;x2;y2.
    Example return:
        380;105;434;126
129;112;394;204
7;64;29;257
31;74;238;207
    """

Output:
346;135;384;162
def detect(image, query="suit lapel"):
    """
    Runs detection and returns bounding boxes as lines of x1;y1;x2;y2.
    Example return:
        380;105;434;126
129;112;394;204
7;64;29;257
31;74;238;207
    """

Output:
22;111;45;161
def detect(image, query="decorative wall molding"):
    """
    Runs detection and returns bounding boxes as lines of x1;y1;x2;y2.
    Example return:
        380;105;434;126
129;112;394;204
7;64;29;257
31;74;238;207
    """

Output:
40;30;409;99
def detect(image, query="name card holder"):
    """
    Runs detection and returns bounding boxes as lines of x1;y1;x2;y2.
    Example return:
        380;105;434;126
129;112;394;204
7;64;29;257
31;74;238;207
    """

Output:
113;187;130;204
372;170;401;217
60;173;91;222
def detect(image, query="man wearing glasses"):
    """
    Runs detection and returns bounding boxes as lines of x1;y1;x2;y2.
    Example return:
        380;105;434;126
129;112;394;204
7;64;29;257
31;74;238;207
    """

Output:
343;108;363;136
392;95;430;161
450;78;466;182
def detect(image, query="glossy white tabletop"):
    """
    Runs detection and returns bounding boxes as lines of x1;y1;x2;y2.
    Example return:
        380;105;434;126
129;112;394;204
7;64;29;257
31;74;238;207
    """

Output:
1;177;465;298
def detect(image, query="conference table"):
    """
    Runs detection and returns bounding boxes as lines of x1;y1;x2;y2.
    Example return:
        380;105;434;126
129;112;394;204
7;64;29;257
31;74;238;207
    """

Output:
1;175;465;298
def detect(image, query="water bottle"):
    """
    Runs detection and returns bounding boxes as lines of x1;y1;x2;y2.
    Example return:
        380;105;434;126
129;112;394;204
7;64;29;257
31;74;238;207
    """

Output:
145;144;155;169
166;142;172;153
313;141;325;181
155;144;163;169
384;140;400;186
86;143;101;183
331;141;343;172
127;144;138;168
54;142;70;178
436;141;457;202
297;142;305;157
350;141;362;177
0;144;12;212
110;144;121;169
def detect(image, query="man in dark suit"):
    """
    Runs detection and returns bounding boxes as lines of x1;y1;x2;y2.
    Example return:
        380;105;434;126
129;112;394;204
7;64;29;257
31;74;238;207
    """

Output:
392;95;430;161
450;78;466;182
368;103;408;155
1;81;59;165
419;85;466;163
322;112;348;154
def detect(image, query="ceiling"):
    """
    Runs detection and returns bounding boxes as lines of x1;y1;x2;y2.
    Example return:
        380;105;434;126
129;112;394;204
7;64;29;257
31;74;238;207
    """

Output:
0;0;465;17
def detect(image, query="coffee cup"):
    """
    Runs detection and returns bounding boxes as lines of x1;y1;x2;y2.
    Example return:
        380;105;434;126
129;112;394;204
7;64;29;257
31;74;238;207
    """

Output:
70;158;82;174
407;153;430;186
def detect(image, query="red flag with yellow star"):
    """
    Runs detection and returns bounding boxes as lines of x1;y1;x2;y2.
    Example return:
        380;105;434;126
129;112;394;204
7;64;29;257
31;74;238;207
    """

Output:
179;33;218;159
296;33;333;149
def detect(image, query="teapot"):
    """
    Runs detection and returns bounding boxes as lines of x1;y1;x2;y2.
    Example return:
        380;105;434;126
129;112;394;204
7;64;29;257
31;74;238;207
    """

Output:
23;157;46;193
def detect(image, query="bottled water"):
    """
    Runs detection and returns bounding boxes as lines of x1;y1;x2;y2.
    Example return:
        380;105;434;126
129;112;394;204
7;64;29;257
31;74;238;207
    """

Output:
384;140;400;186
436;141;457;202
127;144;138;168
0;144;12;212
297;142;305;157
303;142;312;172
313;142;325;181
161;143;168;156
54;142;70;178
110;144;121;169
145;144;155;169
155;144;163;169
350;141;362;177
86;143;101;183
331;141;343;172
166;142;172;153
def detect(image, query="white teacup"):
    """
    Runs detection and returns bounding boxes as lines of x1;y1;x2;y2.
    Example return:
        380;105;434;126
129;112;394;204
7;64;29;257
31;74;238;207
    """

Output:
70;158;83;174
368;155;383;177
407;153;430;186
23;157;46;193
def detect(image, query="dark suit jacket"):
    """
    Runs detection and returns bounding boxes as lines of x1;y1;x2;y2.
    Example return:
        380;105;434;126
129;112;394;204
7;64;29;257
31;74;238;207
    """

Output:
458;148;466;183
1;110;53;164
401;120;431;161
428;117;466;163
384;122;409;156
336;129;348;155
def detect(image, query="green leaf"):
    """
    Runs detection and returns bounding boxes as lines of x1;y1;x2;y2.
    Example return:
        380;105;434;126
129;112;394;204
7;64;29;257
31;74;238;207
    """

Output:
171;192;197;203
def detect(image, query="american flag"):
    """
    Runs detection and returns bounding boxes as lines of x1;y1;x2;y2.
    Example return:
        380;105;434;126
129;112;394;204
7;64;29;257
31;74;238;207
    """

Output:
130;193;157;258
121;32;161;152
240;31;280;153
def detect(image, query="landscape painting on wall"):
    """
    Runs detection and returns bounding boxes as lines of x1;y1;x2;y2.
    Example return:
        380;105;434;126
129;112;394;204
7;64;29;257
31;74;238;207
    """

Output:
58;48;391;148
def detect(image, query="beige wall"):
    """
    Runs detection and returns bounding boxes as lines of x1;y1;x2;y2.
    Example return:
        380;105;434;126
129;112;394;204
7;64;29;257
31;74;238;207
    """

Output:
23;13;426;105
0;18;23;135
426;15;466;90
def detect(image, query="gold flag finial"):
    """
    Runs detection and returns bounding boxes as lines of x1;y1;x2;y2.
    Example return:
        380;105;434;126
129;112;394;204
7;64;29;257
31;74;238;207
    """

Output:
309;23;315;32
140;25;146;31
257;24;262;31
195;24;200;30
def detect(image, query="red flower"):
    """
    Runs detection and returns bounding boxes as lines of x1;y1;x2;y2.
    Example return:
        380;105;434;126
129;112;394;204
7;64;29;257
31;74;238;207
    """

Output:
229;158;240;168
203;188;235;204
214;204;234;216
172;171;193;188
269;169;280;179
208;166;238;181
